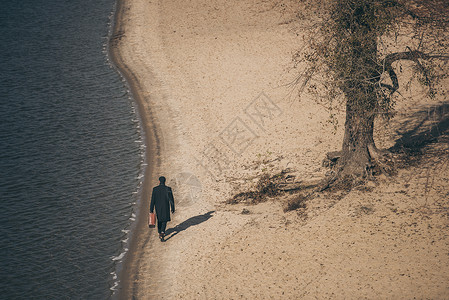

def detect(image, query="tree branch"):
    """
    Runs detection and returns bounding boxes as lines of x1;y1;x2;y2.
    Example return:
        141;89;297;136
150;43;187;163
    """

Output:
381;50;449;94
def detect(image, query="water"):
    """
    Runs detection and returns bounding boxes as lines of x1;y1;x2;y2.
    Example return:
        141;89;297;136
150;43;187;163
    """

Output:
0;0;144;298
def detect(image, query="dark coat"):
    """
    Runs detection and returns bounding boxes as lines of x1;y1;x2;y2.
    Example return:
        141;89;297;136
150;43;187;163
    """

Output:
150;184;175;222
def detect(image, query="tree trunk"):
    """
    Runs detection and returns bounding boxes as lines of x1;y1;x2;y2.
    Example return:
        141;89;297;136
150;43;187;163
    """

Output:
338;99;376;178
335;1;380;180
319;1;394;190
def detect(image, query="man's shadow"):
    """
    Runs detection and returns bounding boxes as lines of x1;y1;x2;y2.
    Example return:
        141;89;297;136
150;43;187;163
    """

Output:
164;211;215;241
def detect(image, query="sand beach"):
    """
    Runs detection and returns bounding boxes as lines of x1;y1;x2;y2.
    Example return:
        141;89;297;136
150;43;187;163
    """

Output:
110;0;449;298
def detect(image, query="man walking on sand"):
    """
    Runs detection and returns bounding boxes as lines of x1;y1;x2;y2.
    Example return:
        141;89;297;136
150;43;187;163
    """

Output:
150;176;175;242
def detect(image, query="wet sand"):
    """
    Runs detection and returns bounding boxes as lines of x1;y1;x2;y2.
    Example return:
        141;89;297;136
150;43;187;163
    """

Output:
108;0;160;297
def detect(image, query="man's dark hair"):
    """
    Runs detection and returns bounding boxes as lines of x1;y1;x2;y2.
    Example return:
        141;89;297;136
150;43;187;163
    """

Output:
159;176;166;184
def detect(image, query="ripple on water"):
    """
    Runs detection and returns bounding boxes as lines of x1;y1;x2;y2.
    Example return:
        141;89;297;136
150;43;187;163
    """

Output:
0;0;144;298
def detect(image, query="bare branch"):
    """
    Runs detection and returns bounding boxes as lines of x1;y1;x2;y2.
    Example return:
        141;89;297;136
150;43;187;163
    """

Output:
384;50;449;66
381;50;449;94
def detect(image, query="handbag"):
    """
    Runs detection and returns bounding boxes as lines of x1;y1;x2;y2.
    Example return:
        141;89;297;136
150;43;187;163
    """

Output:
148;212;156;228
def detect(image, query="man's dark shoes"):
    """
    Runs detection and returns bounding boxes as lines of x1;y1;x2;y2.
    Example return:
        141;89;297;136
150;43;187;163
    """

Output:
159;233;165;242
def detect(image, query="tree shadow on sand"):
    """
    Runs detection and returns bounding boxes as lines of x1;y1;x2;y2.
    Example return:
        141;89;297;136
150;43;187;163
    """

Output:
390;102;449;161
164;211;215;241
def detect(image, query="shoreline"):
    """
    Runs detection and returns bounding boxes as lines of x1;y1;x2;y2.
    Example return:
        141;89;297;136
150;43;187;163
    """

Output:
108;0;161;298
106;0;449;298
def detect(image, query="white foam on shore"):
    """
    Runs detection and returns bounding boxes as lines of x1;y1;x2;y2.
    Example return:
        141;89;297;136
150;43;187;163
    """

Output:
106;3;150;297
111;248;128;261
110;280;119;291
111;271;118;280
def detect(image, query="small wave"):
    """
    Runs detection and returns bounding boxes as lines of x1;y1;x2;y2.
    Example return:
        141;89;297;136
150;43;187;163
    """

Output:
111;249;127;261
110;271;117;280
110;280;119;291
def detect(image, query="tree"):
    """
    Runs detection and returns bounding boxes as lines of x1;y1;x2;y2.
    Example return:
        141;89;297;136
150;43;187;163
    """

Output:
292;0;449;189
